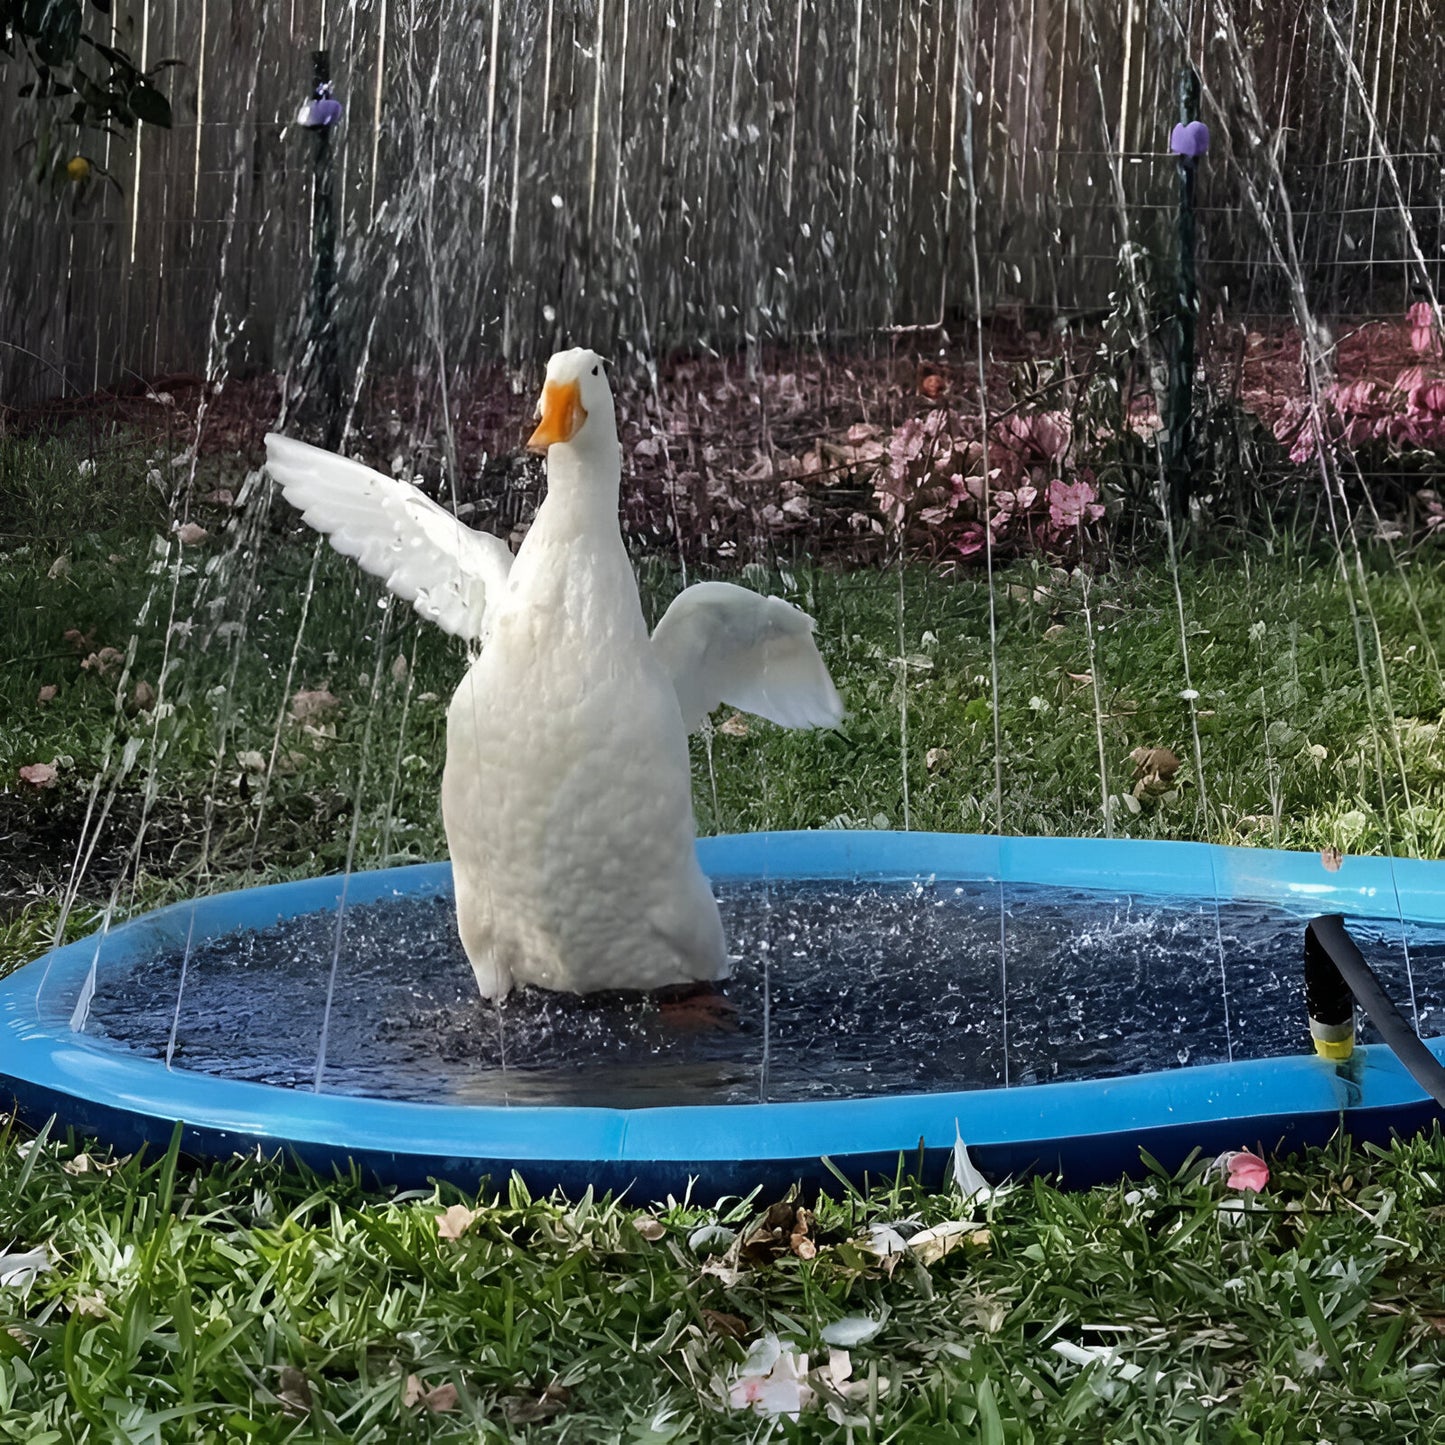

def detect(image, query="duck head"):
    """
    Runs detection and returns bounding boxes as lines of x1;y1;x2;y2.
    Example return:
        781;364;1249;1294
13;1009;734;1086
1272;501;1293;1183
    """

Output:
527;348;618;459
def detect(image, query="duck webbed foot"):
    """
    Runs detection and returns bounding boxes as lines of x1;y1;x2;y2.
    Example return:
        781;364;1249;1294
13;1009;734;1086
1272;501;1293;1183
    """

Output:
650;980;738;1032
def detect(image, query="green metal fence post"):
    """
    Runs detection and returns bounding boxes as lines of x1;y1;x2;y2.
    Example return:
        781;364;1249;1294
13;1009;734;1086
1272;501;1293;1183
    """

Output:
308;49;340;444
1166;65;1203;532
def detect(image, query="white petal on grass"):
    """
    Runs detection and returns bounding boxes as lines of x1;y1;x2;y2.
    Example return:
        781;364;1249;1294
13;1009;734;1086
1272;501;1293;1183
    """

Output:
907;1219;979;1266
863;1222;911;1256
688;1224;736;1254
0;1246;52;1289
1052;1339;1145;1382
821;1315;883;1348
952;1122;994;1201
726;1333;815;1419
740;1333;783;1377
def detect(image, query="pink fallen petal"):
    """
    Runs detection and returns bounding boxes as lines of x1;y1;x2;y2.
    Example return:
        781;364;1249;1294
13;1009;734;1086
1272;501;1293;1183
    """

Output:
175;521;210;545
19;762;58;788
1223;1150;1270;1192
37;685;57;705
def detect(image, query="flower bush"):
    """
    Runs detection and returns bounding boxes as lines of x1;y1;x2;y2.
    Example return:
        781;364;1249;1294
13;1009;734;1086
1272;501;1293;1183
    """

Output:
873;406;1103;562
1275;367;1445;465
1274;303;1445;468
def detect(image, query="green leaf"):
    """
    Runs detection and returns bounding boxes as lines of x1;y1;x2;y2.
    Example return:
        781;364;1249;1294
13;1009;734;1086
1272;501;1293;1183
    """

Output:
127;82;171;127
27;0;82;65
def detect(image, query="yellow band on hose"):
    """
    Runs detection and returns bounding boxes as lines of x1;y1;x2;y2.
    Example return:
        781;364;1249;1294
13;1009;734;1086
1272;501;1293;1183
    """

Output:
1314;1035;1354;1061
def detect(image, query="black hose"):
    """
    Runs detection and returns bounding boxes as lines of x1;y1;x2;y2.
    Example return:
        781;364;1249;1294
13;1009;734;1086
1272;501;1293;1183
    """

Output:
1304;914;1445;1109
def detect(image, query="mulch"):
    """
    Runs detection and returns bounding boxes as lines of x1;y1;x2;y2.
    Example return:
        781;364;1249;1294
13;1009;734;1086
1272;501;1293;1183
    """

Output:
2;314;1432;564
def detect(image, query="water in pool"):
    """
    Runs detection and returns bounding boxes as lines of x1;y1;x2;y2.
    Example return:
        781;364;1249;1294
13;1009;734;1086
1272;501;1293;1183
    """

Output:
83;879;1445;1106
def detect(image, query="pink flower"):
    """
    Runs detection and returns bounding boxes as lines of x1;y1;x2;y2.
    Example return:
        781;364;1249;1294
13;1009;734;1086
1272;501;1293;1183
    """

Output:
1047;478;1104;529
1415;380;1445;415
1219;1149;1270;1192
999;410;1071;461
1408;301;1442;358
954;524;987;558
1028;411;1072;460
1330;379;1388;416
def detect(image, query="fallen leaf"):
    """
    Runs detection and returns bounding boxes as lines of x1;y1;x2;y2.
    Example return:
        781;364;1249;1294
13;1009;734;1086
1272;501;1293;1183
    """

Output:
700;1256;746;1287
290;688;340;722
62;628;96;653
130;680;156;713
503;1382;569;1424
925;746;951;774
742;1200;817;1263
81;647;124;676
435;1203;481;1240
36;685;57;704
403;1376;460;1413
719;712;750;738
1130;746;1180;781
276;1365;312;1417
633;1214;666;1241
908;1219;979;1267
918;372;949;400
62;1152;126;1175
390;653;410;685
175;521;209;545
47;554;70;579
201;489;235;508
1066;671;1093;685
701;1308;750;1340
1320;847;1344;872
18;762;57;788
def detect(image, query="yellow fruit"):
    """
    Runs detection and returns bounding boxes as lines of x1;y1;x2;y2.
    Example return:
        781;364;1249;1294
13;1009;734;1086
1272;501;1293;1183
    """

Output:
66;156;91;182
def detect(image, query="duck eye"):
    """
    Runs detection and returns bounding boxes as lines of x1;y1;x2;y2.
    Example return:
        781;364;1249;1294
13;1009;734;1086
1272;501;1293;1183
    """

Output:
591;365;600;376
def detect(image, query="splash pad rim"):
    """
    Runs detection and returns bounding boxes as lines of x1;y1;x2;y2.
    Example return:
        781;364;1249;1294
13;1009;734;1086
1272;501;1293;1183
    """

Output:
4;830;1445;1194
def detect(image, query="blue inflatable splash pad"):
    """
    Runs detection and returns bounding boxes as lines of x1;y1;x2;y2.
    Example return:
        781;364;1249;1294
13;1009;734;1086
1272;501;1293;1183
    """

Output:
3;832;1444;1195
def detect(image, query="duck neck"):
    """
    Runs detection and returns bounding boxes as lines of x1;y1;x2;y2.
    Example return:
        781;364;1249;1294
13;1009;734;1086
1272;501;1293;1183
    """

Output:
541;435;622;529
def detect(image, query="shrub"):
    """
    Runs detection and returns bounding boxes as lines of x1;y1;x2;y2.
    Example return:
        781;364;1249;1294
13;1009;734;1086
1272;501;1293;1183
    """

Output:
873;406;1104;563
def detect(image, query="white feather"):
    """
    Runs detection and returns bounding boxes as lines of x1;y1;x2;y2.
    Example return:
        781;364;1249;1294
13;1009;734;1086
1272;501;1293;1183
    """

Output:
650;580;843;733
264;433;513;642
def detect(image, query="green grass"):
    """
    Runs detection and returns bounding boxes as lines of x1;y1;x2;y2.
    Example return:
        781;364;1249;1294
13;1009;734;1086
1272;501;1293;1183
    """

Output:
9;482;1445;983
6;429;1445;1437
3;1123;1445;1440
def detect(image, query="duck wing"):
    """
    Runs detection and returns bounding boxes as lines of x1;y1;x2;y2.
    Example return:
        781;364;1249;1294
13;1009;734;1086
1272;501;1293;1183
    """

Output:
651;580;843;733
265;434;512;642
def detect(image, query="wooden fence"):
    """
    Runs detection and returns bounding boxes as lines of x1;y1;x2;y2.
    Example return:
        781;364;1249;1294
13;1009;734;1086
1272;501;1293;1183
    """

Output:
2;0;1440;407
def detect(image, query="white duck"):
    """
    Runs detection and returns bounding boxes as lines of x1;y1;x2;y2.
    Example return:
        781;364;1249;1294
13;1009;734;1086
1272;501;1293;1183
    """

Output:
264;347;841;1001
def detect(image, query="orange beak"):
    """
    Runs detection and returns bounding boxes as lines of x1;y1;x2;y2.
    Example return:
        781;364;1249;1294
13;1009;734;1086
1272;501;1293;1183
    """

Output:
527;379;588;452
